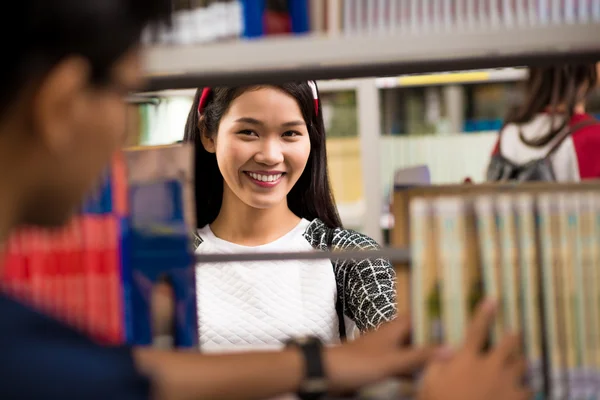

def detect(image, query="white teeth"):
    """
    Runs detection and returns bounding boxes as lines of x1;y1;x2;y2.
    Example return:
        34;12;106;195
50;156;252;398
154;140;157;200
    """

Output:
248;172;282;183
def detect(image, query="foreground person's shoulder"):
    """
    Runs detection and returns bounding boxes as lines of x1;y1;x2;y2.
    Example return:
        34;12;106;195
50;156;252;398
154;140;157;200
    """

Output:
0;294;151;400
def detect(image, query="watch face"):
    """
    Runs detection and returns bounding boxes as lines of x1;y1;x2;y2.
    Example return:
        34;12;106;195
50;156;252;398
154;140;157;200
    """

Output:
302;378;328;393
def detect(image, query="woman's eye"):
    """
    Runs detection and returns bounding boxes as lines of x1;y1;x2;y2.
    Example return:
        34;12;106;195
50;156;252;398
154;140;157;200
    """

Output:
238;129;257;136
282;131;301;137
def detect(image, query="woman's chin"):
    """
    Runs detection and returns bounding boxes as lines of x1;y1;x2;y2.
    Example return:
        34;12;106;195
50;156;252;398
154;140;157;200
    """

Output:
242;194;288;210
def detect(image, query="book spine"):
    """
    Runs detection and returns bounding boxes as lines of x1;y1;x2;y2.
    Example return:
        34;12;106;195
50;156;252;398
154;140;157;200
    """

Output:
474;195;503;344
497;195;521;333
515;194;544;399
410;198;430;346
537;193;564;400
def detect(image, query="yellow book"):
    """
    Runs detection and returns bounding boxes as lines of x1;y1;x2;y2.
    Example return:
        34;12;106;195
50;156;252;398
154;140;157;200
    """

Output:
497;194;520;332
578;192;596;399
410;198;437;345
434;196;466;347
537;193;566;400
590;191;600;398
474;195;503;344
515;193;543;400
557;193;578;400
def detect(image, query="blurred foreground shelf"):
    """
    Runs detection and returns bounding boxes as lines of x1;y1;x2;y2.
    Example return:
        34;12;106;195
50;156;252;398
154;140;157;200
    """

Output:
143;23;600;90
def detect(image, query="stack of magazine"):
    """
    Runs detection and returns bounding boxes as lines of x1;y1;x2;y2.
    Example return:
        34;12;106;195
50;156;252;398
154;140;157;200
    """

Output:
0;144;197;348
409;182;600;400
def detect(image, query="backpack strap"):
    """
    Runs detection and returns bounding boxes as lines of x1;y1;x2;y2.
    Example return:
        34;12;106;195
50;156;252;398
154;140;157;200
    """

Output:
543;117;599;160
325;228;347;341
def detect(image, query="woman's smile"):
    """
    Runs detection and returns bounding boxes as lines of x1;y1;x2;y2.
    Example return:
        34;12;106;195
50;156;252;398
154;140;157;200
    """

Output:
243;171;286;188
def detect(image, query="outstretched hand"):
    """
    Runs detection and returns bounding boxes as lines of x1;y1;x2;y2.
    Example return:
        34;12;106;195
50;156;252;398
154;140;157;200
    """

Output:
418;299;531;400
325;316;437;394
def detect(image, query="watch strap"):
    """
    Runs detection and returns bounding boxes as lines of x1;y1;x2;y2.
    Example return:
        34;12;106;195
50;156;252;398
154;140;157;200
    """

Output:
285;337;327;400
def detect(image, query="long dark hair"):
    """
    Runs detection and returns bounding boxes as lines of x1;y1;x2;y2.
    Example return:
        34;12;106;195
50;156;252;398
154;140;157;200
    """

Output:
183;82;343;230
505;63;597;147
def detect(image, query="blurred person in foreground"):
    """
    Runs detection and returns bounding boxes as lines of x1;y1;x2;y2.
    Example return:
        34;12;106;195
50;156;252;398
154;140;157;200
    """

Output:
0;1;529;399
487;63;600;182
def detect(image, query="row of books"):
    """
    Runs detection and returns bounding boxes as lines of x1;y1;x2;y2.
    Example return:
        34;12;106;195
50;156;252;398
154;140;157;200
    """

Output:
339;0;600;36
0;145;198;347
146;0;311;45
145;0;600;46
409;182;600;400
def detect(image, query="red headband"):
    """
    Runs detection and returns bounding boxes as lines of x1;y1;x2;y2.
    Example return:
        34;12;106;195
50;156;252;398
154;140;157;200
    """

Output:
197;81;320;117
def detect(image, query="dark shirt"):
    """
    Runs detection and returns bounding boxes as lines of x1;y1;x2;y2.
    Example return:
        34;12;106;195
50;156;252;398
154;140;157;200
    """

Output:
0;293;150;399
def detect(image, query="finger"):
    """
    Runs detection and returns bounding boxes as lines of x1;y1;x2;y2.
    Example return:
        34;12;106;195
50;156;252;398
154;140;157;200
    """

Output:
391;347;436;375
379;316;412;345
433;345;455;362
463;298;497;353
508;356;528;381
491;332;522;365
511;388;534;400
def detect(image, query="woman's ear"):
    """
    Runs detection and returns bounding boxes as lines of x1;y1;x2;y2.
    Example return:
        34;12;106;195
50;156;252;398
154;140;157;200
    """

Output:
200;130;216;153
198;116;216;153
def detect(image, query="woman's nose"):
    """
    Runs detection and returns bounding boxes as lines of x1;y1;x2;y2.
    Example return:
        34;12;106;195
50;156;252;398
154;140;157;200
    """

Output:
254;139;284;165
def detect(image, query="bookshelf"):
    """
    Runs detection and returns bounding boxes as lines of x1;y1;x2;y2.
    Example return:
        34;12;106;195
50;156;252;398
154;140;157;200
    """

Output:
137;14;600;243
143;23;600;90
391;181;600;400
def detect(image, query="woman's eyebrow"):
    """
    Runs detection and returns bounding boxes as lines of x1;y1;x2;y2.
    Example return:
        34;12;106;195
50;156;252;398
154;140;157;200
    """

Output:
234;117;305;128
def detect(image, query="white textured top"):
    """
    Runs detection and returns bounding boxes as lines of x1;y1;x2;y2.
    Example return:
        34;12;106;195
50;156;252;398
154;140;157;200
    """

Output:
195;219;340;353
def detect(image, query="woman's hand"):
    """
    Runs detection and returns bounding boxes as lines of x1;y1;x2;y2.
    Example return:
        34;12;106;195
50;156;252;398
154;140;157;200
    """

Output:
324;316;436;395
418;300;531;400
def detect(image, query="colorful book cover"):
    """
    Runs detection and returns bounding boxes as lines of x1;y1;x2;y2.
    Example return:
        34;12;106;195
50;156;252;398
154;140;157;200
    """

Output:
589;191;600;397
537;193;565;400
410;197;431;346
515;193;543;400
411;197;443;346
557;193;578;400
124;144;197;348
497;194;520;333
463;196;483;333
577;191;596;399
435;196;466;347
474;195;503;344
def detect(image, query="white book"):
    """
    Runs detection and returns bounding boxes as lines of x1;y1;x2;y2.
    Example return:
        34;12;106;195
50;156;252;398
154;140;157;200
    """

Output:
551;0;562;23
564;0;577;23
490;0;501;29
410;0;419;33
377;0;388;34
367;0;376;34
539;0;550;24
577;0;589;23
388;0;398;33
594;0;600;21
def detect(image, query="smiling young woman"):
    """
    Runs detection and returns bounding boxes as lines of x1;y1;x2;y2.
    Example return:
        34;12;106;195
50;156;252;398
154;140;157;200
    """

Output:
181;82;397;353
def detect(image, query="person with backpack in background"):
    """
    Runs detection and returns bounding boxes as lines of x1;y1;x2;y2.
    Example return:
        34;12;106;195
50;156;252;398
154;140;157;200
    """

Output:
487;63;599;182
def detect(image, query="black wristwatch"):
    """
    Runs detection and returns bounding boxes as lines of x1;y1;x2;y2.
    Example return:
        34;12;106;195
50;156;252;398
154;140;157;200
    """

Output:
285;336;328;400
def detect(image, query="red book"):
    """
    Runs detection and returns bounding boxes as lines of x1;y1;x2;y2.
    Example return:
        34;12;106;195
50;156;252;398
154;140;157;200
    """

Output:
43;230;58;317
52;228;66;322
1;234;17;295
104;215;123;344
69;219;86;330
82;215;104;341
28;229;45;311
60;226;71;324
